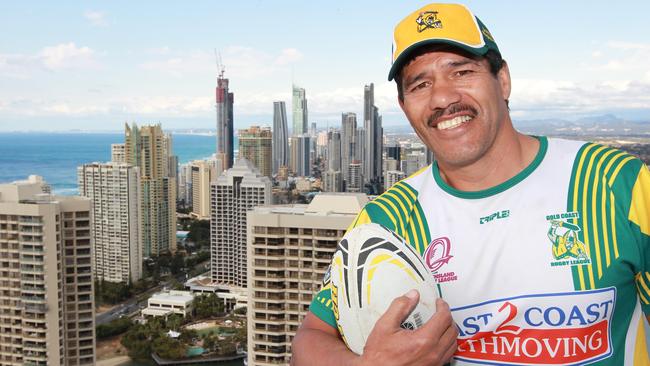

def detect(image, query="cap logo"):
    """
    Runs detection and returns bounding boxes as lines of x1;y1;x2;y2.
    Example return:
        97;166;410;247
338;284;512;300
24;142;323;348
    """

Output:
416;11;442;32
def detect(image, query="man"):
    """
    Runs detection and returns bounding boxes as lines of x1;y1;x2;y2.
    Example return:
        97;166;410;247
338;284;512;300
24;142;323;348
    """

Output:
292;3;650;365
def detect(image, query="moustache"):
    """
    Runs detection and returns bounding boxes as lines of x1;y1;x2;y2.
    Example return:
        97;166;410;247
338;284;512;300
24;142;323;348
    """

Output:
427;104;478;127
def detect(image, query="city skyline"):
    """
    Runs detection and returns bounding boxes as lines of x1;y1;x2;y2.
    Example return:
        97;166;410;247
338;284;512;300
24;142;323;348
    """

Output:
1;1;649;132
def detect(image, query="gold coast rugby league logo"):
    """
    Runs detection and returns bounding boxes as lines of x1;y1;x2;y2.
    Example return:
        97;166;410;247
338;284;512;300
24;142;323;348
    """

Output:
545;211;591;267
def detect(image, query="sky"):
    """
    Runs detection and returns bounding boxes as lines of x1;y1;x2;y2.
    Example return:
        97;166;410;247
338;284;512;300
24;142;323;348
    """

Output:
1;1;650;132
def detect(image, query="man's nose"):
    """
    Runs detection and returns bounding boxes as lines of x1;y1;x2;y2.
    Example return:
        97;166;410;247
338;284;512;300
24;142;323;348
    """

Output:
428;80;461;111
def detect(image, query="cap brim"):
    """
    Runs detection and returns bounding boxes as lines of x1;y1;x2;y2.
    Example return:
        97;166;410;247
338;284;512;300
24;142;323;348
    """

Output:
387;39;491;81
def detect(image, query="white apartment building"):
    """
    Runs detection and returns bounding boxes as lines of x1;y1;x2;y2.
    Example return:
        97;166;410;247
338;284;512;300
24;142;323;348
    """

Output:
246;193;368;366
77;162;143;283
0;177;95;366
211;159;271;288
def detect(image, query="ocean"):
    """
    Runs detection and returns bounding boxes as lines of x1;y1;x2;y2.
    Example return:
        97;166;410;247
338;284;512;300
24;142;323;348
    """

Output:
0;132;232;195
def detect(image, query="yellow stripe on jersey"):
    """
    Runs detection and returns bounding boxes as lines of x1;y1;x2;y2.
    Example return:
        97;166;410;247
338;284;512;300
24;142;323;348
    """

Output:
602;151;627;265
590;147;615;279
608;156;636;186
634;315;650;365
610;190;620;259
581;144;607;289
390;184;417;247
375;196;406;236
629;165;650;236
369;200;398;230
601;177;611;268
572;144;598;290
636;272;650;304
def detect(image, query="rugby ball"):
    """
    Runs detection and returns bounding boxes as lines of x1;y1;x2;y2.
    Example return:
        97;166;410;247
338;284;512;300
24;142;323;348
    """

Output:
329;223;439;355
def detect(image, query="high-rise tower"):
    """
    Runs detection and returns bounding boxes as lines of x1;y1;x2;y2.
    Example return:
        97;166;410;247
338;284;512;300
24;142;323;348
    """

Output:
289;135;311;177
124;123;177;257
363;83;383;194
272;101;289;175
216;70;234;170
211;159;271;287
78;162;143;283
239;126;273;179
341;112;357;183
327;130;342;172
292;85;308;135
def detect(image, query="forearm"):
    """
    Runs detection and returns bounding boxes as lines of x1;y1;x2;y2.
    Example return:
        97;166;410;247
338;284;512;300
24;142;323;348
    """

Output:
291;327;360;366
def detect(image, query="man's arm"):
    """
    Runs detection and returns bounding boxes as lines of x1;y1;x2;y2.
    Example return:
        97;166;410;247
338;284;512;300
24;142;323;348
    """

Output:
292;290;458;366
291;312;360;366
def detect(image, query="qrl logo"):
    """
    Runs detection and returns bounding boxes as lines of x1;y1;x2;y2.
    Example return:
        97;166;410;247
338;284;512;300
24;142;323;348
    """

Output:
423;237;453;273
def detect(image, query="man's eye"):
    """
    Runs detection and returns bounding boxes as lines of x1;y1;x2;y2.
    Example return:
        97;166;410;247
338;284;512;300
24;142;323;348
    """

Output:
410;82;429;92
454;70;473;77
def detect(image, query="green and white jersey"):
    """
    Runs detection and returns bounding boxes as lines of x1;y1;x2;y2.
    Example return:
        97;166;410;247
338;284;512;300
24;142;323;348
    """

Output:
310;136;650;365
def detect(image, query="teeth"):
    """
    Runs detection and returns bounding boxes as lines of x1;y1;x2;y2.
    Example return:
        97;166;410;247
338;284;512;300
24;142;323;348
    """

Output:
436;115;472;130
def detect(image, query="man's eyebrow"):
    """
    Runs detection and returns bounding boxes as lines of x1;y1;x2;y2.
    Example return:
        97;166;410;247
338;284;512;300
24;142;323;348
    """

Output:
446;59;480;68
404;71;428;87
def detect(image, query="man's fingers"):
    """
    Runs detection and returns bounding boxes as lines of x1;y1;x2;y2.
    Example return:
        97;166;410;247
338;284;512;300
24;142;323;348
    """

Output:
376;289;420;330
437;320;459;358
415;298;454;337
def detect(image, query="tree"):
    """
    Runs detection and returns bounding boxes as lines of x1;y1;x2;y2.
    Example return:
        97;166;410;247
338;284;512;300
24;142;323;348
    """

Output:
194;293;225;318
96;317;133;339
153;336;186;360
187;220;210;249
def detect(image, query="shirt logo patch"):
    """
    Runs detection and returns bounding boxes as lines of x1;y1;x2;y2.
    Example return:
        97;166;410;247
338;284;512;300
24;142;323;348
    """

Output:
545;211;591;267
453;288;615;365
423;237;457;283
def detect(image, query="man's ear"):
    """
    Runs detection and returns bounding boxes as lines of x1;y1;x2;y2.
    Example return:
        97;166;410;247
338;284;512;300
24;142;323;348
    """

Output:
497;60;511;101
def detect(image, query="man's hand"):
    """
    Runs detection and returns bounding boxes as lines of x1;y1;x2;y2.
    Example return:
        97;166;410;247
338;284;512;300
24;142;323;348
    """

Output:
291;289;458;366
359;289;458;366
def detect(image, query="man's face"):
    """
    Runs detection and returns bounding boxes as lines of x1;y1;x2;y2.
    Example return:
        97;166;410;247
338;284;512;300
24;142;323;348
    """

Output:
398;49;511;169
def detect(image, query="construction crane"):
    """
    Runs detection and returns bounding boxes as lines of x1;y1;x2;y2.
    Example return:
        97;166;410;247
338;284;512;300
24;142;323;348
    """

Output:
214;49;225;79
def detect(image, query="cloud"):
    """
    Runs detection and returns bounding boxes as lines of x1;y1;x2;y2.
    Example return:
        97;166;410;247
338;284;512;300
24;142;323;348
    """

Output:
586;41;650;75
40;43;98;70
510;78;650;119
0;43;99;77
274;48;303;65
84;11;108;27
139;46;305;79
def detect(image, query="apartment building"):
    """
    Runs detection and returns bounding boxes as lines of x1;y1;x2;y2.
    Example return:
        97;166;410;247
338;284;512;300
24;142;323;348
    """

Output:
77;162;143;283
0;177;95;366
246;193;368;366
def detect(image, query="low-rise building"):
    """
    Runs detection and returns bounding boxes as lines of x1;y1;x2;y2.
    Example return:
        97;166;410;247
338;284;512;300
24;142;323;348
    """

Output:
142;290;195;317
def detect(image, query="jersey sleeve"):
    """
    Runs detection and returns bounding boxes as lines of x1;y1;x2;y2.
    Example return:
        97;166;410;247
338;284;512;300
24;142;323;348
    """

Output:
628;163;650;313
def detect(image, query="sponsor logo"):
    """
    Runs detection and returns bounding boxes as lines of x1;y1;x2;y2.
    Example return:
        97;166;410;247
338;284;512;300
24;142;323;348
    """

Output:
423;237;457;283
545;211;591;267
480;209;510;225
416;11;443;32
453;288;615;365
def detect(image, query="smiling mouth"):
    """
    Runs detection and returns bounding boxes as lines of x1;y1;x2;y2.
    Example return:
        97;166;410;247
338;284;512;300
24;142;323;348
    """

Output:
436;115;473;130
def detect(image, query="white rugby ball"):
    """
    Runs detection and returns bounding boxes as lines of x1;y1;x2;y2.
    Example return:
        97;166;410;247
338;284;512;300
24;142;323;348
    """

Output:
329;223;439;355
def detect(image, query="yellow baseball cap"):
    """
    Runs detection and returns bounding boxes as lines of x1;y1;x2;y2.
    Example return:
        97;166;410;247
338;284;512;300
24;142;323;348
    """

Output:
388;3;500;81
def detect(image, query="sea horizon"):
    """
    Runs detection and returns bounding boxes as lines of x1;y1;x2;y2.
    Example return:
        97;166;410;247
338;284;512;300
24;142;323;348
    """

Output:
0;132;224;195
